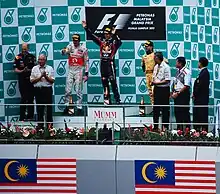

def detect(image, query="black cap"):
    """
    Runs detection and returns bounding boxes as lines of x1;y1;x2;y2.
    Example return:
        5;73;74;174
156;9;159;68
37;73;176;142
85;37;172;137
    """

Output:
144;40;154;47
104;27;112;34
72;34;80;41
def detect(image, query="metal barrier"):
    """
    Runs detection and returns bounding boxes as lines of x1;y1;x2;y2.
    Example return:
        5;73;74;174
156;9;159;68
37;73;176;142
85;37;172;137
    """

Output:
0;103;219;145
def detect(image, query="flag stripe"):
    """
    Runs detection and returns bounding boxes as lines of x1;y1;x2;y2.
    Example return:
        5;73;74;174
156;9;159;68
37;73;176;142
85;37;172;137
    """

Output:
0;189;76;193
135;184;215;189
176;183;216;187
175;173;215;177
175;164;215;168
175;176;215;180
175;167;215;171
38;180;76;184
37;177;76;181
37;162;76;165
37;159;76;162
135;188;215;193
175;179;216;183
175;161;215;165
37;165;76;168
0;183;76;187
136;191;215;194
37;171;76;174
37;174;76;177
37;168;76;171
0;187;76;190
175;170;215;174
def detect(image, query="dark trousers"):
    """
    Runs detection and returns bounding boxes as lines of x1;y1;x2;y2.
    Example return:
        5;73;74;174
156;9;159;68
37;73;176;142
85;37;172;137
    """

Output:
193;101;209;131
18;78;35;121
35;87;53;128
100;60;120;103
174;90;191;130
153;86;170;129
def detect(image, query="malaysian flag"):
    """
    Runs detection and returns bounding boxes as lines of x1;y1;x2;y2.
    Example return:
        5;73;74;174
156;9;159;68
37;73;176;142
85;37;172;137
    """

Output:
135;160;216;194
0;158;77;194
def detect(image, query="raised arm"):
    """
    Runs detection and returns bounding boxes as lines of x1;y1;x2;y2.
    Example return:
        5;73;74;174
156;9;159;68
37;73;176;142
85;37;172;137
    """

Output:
82;21;101;46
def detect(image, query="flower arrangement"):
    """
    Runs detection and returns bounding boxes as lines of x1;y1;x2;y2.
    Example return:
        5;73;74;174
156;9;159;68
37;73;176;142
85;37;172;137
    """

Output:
0;121;219;144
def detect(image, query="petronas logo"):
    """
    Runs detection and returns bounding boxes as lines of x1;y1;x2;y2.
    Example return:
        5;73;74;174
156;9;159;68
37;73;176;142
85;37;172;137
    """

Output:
120;0;129;4
169;7;179;22
152;0;161;4
124;96;133;103
20;0;30;6
87;0;96;5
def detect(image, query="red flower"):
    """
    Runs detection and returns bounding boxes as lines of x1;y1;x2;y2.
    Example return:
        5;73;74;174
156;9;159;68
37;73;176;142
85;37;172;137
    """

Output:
65;127;71;133
31;129;37;135
185;127;190;135
177;130;183;136
201;130;207;135
149;124;153;132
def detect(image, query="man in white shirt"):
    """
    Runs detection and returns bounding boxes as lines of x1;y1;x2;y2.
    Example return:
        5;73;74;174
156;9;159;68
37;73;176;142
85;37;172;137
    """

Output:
30;54;55;129
171;57;191;131
152;52;171;130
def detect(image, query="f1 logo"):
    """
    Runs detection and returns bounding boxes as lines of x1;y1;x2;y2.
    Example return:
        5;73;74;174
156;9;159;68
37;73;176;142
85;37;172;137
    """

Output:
97;14;131;30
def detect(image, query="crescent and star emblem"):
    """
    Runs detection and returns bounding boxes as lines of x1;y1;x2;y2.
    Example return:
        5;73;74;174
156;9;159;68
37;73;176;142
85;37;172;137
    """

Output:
4;160;19;182
141;162;157;183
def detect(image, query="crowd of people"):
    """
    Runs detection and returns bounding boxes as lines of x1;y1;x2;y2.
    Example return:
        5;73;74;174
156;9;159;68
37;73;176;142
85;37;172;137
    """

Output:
13;21;210;131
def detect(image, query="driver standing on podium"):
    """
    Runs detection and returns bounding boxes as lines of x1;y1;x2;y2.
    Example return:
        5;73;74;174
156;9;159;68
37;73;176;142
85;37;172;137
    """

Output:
82;21;122;105
61;34;89;116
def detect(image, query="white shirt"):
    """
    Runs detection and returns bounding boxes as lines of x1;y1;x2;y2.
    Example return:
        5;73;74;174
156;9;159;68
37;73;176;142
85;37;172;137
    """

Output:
173;67;191;91
30;64;55;87
153;61;171;87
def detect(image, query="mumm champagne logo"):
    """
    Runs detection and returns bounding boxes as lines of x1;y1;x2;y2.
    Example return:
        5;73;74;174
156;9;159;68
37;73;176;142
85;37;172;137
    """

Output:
93;110;117;121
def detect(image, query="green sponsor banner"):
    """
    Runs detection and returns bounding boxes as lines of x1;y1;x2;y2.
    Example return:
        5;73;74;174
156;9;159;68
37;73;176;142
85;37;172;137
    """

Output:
205;0;211;7
101;0;117;5
51;6;68;25
2;27;19;45
133;0;149;6
68;0;85;6
184;42;191;60
119;77;135;94
212;8;219;26
135;59;143;77
3;63;17;81
54;77;66;95
183;7;190;24
154;41;167;57
4;98;20;116
35;25;52;43
86;42;100;59
1;0;17;8
119;42;135;59
205;26;212;44
214;81;220;98
208;62;213;80
53;42;69;60
0;82;4;98
167;24;184;41
166;0;183;6
26;43;36;56
191;60;199;78
197;7;205;25
190;24;198;42
208;98;214;116
0;47;2;63
213;45;220;63
69;24;85;41
87;77;103;94
198;43;206;58
18;7;35;26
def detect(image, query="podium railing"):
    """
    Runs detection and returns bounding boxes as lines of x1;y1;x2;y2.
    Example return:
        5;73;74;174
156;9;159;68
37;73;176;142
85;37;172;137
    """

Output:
0;103;219;145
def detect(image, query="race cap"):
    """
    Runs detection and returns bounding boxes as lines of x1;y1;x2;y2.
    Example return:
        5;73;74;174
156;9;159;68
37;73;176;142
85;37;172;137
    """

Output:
144;40;154;47
72;34;80;41
104;27;112;34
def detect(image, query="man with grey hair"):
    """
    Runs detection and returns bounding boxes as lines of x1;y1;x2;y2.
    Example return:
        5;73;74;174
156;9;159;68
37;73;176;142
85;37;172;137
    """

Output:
30;54;55;129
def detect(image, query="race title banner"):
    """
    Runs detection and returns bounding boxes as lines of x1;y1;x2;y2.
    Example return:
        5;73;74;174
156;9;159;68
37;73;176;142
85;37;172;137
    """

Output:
85;7;166;40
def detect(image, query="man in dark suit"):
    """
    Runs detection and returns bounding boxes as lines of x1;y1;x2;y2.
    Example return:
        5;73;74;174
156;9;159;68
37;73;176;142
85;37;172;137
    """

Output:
193;57;210;131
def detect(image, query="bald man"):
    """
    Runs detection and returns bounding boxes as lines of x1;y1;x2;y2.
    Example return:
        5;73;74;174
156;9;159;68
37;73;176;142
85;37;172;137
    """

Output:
14;43;36;121
30;54;55;129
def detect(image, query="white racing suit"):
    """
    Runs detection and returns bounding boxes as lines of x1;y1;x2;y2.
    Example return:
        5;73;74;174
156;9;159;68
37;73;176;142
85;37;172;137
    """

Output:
63;43;89;109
